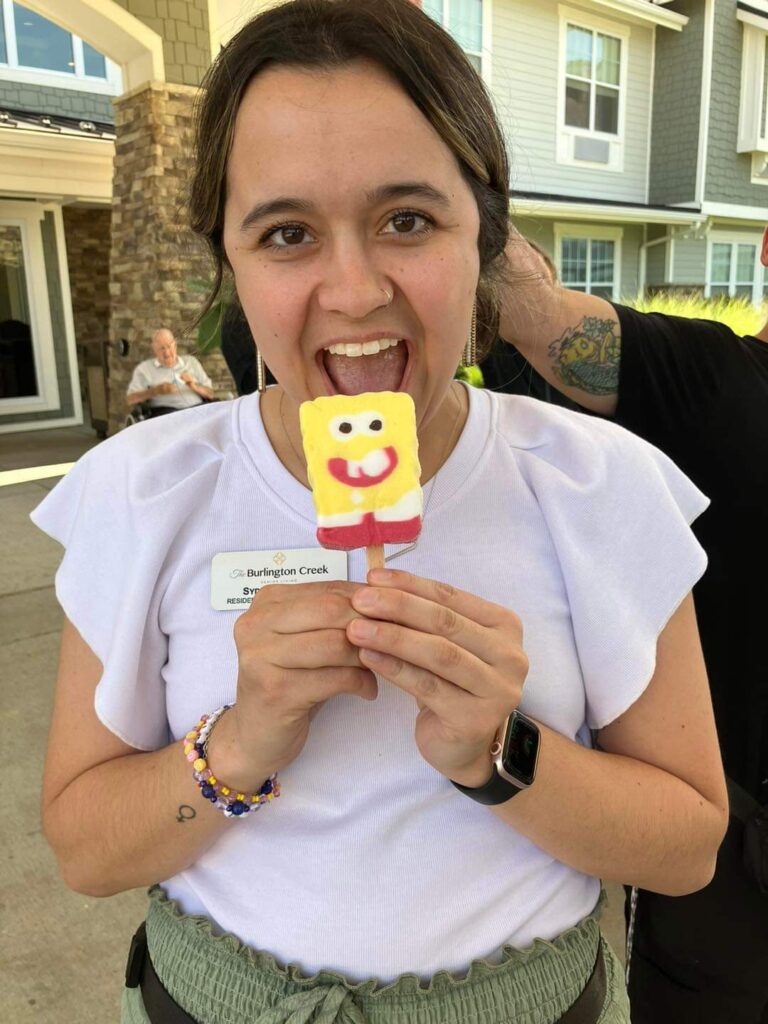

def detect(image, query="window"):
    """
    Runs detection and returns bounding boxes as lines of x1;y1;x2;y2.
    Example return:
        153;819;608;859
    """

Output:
707;237;765;305
422;0;485;76
0;1;111;82
737;17;768;158
555;224;622;300
565;25;621;135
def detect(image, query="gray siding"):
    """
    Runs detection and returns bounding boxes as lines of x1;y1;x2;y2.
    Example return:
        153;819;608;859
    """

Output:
671;237;707;286
648;0;702;205
0;212;77;426
0;81;113;122
494;0;654;203
705;0;767;206
620;224;643;297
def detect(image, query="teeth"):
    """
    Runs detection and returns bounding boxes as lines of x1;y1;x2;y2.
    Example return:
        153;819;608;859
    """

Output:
324;338;400;357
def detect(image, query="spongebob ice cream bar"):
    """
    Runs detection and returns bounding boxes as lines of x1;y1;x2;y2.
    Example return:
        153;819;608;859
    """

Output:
299;392;422;550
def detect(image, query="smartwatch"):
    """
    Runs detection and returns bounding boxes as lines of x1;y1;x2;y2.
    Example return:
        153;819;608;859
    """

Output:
451;710;540;805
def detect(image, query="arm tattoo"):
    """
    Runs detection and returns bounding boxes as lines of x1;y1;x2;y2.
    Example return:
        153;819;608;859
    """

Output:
547;317;621;396
176;804;197;823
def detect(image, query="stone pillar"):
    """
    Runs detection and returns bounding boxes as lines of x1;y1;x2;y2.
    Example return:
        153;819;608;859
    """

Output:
107;81;233;434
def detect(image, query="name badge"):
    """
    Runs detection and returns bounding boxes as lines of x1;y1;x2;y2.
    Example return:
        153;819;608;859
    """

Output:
211;548;348;610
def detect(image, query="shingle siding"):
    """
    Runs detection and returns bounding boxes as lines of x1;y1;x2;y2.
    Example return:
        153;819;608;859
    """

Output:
0;82;113;122
111;0;211;86
705;0;766;205
648;0;702;205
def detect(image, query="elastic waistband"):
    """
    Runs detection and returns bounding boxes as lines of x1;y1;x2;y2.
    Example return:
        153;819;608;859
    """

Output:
144;887;605;1024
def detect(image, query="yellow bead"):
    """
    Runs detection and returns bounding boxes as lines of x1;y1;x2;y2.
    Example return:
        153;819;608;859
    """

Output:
183;743;194;755
185;731;197;741
193;758;207;772
208;776;216;785
221;787;230;796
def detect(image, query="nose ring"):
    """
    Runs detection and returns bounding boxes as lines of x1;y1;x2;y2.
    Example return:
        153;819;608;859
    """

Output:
380;286;393;306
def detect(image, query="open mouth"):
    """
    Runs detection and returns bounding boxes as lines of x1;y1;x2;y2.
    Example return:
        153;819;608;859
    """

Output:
321;337;409;395
327;446;398;487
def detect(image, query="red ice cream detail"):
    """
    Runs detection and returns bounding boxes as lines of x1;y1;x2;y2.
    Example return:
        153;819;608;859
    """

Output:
326;446;398;487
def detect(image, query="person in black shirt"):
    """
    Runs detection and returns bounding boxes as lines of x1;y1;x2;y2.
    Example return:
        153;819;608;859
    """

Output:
497;225;768;1024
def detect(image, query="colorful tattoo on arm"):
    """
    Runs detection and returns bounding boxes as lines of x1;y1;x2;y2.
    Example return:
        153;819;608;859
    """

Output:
547;317;621;396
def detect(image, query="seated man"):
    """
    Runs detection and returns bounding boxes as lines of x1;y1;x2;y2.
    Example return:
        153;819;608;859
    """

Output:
126;328;213;416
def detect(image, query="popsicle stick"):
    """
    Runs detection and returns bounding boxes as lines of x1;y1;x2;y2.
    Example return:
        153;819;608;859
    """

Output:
366;544;385;572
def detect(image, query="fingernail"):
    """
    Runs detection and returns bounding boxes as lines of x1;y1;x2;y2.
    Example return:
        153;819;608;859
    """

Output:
368;568;394;583
350;619;375;640
354;588;376;609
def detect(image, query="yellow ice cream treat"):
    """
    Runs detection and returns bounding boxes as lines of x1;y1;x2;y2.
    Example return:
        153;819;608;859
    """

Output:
299;392;422;550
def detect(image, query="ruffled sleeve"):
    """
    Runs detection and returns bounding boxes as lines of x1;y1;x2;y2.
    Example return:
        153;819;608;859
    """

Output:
502;398;709;730
30;406;232;750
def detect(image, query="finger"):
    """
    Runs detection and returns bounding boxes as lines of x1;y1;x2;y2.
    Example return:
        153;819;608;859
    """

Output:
242;582;362;633
366;569;521;636
357;648;478;720
351;585;498;665
244;664;378;706
347;617;493;697
268;629;365;670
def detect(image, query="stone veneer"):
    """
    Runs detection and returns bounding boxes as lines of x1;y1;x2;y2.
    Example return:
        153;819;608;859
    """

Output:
63;206;112;418
108;81;233;434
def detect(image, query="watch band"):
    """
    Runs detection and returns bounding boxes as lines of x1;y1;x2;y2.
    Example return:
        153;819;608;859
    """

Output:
450;766;524;806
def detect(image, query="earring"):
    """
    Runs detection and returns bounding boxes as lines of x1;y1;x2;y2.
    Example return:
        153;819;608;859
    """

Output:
463;302;477;367
256;347;266;393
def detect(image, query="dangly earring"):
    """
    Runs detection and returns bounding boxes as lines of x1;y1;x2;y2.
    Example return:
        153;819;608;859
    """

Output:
256;347;266;393
463;302;477;367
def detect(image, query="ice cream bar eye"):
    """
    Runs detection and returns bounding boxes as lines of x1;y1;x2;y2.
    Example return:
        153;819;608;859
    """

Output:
299;391;423;551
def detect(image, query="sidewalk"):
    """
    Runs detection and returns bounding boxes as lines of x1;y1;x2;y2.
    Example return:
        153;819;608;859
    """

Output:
1;427;626;1022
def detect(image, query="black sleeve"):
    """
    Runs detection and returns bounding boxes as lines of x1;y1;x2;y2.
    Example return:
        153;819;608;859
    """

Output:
611;303;742;446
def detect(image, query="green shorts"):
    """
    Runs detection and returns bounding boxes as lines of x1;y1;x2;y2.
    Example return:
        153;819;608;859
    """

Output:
122;886;629;1024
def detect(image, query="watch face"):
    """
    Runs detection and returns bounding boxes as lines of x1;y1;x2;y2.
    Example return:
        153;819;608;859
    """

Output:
501;713;539;786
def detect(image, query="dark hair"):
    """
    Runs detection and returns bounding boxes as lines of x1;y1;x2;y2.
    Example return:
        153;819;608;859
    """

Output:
189;0;510;356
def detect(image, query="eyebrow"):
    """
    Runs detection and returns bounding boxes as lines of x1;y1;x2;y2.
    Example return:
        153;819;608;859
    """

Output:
238;182;452;232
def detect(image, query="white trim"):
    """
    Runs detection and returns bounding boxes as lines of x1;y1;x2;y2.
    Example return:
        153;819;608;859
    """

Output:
737;24;768;153
738;8;768;31
665;236;674;280
556;7;629;173
705;230;765;305
0;203;60;416
0;461;74;486
739;0;768;17
510;195;702;224
0;130;114;203
645;24;655;204
751;151;768;185
695;0;714;205
553;221;623;299
50;204;84;426
699;201;768;221
0;61;122;95
562;0;687;30
425;0;492;85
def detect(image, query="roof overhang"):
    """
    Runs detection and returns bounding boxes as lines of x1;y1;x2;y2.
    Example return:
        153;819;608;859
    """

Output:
510;195;703;225
561;0;688;30
0;128;113;203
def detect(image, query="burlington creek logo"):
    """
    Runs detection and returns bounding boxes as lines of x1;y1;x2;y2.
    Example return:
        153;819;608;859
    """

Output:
273;552;287;566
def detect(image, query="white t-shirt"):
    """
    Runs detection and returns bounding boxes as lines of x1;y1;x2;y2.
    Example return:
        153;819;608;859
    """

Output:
126;354;212;409
31;384;708;982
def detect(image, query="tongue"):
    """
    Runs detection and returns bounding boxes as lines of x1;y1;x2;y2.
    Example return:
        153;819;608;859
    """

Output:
324;345;407;395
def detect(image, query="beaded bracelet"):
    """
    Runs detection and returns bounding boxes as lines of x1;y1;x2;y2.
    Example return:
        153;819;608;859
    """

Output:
183;704;280;818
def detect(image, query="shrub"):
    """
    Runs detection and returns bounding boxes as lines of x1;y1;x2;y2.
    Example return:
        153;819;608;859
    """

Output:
623;291;766;338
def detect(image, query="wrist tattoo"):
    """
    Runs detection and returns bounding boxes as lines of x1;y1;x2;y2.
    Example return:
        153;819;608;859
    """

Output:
176;804;197;823
547;317;620;396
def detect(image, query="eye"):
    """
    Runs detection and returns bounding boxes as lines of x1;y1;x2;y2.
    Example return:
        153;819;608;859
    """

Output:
381;209;434;238
360;412;385;436
260;222;314;250
369;419;382;431
329;416;359;441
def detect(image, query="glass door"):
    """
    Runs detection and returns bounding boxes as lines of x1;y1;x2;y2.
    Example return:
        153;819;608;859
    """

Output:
0;224;38;399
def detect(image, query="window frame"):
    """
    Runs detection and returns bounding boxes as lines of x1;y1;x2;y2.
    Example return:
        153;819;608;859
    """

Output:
705;231;766;306
0;0;121;95
554;222;623;300
556;6;630;172
422;0;492;84
737;17;768;159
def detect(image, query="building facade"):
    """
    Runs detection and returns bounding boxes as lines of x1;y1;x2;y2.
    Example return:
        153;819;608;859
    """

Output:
0;0;766;434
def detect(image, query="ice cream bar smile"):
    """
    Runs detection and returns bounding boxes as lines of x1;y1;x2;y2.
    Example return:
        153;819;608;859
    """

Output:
327;446;398;487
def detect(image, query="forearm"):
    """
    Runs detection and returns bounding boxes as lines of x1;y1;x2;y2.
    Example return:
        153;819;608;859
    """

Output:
126;386;156;405
490;723;725;896
190;380;214;399
43;720;275;898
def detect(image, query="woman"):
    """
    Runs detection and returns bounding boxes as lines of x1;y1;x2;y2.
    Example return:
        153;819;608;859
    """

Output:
33;2;727;1022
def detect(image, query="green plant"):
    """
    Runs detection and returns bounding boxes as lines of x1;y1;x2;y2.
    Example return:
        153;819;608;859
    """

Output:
187;277;233;354
624;291;766;338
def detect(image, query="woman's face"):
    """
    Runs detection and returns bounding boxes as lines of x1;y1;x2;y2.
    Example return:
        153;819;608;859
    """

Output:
223;60;481;428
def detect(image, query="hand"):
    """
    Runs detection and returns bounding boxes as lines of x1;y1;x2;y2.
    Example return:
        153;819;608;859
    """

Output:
179;372;195;387
154;382;176;396
347;569;528;786
212;581;378;790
